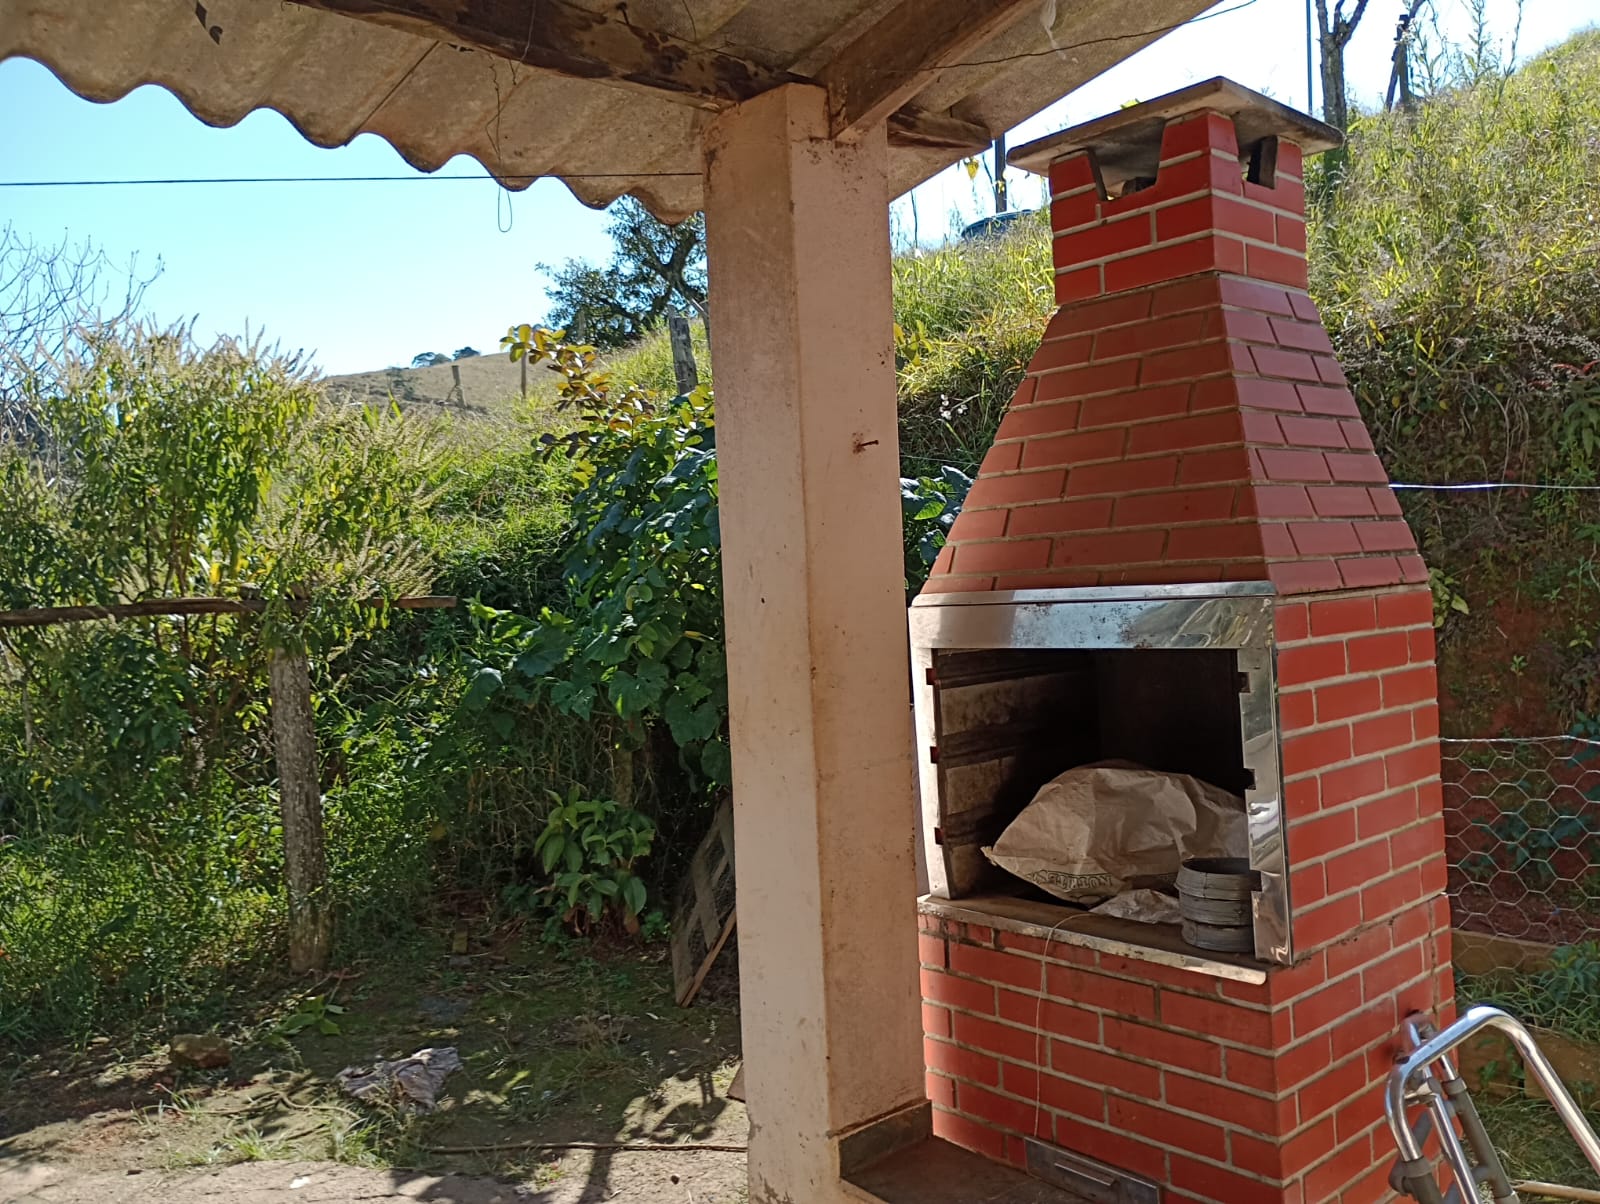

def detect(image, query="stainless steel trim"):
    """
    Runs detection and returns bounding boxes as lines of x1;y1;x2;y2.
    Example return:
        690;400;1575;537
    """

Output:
909;590;1292;966
1024;1137;1161;1203
908;593;1275;653
1241;640;1290;963
909;642;942;897
919;896;1268;984
911;581;1276;607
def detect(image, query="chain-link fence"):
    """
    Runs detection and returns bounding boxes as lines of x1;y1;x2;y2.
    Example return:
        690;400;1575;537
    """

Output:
1442;736;1600;945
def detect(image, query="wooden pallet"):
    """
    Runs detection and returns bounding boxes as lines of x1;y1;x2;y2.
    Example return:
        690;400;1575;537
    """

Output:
670;800;737;1007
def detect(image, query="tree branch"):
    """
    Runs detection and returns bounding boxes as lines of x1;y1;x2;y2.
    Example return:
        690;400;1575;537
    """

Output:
1333;0;1371;47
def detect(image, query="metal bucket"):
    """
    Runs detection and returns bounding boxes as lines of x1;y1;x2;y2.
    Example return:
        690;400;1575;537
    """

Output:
1177;857;1259;953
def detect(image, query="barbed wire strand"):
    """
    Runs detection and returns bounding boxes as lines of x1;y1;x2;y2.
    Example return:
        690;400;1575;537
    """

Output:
1394;482;1600;492
1442;736;1600;748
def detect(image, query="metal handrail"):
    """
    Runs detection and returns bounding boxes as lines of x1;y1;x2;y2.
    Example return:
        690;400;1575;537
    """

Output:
1386;1005;1600;1200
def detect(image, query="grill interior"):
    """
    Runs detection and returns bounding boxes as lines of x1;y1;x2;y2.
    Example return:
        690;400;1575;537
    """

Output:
930;647;1248;899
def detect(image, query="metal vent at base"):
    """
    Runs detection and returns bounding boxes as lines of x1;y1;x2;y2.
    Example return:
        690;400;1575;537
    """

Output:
1023;1139;1160;1204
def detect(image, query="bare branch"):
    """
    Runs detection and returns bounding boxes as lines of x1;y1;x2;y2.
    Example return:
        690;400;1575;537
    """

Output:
0;225;162;456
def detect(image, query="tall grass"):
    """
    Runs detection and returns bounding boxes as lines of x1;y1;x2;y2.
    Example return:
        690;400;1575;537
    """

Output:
893;211;1053;473
1314;31;1600;334
601;320;711;395
1309;30;1600;487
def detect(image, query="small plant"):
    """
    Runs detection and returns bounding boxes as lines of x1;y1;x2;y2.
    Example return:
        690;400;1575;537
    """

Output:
1461;943;1600;1045
1428;566;1470;629
639;908;669;942
277;995;347;1037
1471;799;1600;891
1543;943;1600;1012
530;790;655;934
1559;362;1600;460
901;467;972;594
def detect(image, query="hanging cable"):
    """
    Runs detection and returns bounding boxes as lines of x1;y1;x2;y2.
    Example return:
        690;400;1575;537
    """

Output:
0;172;698;188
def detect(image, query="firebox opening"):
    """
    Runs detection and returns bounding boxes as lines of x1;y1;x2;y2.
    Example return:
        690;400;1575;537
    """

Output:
930;645;1248;905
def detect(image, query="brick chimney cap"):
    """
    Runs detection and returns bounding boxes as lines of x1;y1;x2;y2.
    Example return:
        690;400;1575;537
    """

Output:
1008;76;1342;183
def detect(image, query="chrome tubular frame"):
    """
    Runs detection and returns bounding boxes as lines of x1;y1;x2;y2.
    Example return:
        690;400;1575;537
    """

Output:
1386;1005;1600;1200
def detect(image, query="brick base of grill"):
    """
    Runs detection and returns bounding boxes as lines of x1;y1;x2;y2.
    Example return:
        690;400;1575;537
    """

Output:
919;897;1453;1204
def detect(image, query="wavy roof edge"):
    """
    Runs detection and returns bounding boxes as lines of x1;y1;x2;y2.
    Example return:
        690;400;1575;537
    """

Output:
1;0;1210;221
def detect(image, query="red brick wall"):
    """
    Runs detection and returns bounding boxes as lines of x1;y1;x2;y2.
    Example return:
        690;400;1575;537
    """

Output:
923;109;1423;596
1276;589;1451;961
1047;111;1307;305
921;899;1451;1202
920;584;1455;1202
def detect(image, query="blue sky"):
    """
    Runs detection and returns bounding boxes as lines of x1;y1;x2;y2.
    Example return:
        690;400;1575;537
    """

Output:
1;0;1592;375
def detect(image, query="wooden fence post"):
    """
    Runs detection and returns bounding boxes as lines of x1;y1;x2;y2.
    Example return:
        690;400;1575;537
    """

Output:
269;645;332;973
668;312;699;394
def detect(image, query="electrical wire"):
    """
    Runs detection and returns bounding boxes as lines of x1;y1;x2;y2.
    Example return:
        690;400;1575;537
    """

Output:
1392;482;1600;492
0;173;697;188
898;456;1600;496
1441;736;1600;747
940;0;1265;71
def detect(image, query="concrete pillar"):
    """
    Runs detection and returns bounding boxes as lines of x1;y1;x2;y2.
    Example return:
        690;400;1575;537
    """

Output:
703;84;925;1203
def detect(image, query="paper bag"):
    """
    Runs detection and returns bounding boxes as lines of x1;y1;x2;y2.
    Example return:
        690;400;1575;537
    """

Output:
982;761;1246;904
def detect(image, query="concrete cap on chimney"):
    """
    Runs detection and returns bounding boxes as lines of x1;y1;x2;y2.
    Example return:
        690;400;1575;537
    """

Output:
1009;77;1343;191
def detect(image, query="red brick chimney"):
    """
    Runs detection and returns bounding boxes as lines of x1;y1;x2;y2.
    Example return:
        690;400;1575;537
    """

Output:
912;80;1453;1204
924;80;1426;597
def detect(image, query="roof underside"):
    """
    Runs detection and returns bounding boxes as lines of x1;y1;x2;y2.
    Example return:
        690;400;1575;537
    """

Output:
1;0;1207;221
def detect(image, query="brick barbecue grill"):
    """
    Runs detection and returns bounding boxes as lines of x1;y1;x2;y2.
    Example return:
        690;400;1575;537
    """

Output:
910;80;1454;1203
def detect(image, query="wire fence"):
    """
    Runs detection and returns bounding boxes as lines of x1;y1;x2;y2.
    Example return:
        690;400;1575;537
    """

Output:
1442;736;1600;947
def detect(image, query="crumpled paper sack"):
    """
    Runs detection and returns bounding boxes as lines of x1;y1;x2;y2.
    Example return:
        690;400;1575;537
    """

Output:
984;761;1246;905
337;1046;462;1112
1090;888;1185;925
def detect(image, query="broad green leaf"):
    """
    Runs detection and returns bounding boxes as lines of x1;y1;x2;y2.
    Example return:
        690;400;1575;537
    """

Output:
701;738;732;786
462;667;504;708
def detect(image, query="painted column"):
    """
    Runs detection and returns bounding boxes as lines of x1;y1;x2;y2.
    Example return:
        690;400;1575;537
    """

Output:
703;84;926;1202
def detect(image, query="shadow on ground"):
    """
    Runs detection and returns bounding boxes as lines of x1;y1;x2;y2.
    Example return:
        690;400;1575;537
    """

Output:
0;933;747;1204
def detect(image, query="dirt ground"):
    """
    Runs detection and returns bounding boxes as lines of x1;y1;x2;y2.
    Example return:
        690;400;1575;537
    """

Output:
0;941;748;1204
1;1150;747;1203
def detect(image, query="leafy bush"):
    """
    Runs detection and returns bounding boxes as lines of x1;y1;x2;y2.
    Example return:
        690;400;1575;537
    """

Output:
529;791;656;933
467;337;727;814
1459;942;1600;1044
0;329;455;1043
901;467;973;594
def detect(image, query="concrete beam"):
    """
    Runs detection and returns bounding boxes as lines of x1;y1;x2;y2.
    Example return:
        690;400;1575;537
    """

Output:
816;0;1035;140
